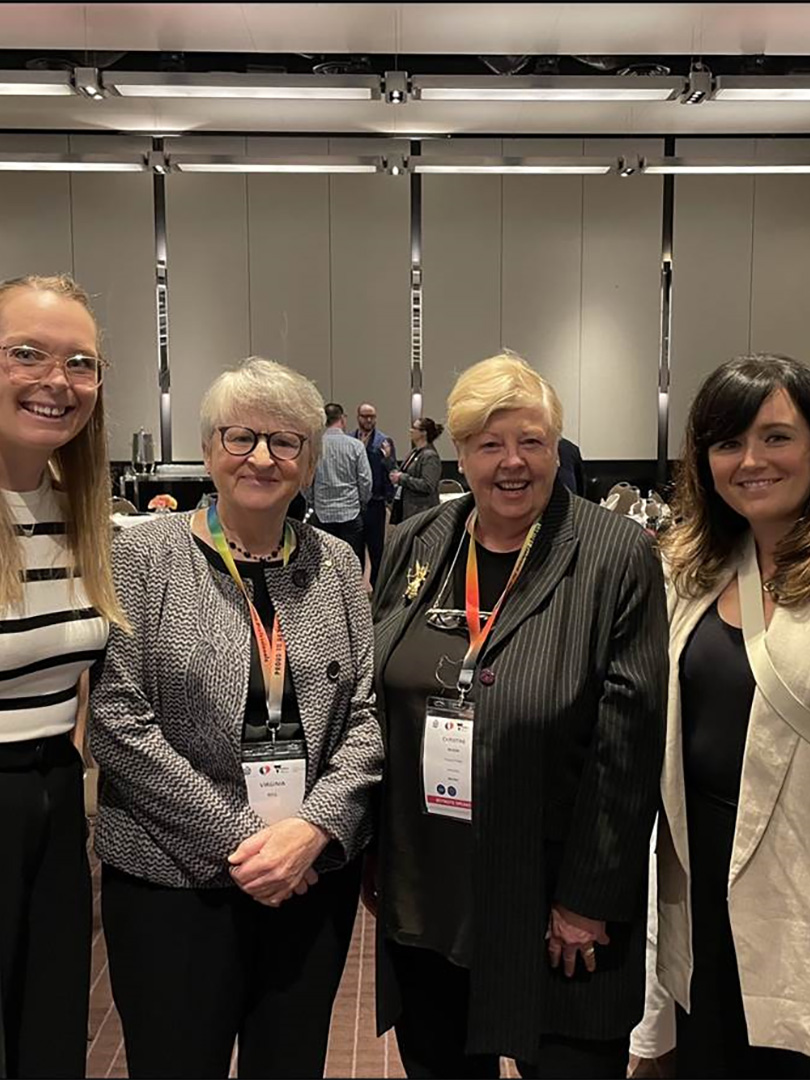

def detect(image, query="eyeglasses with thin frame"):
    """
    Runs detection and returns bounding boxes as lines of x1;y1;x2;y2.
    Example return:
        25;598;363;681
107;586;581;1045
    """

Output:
0;343;108;387
218;425;308;461
424;524;494;631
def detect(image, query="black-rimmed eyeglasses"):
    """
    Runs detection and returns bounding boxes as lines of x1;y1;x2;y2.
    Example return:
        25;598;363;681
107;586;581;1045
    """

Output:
218;425;308;460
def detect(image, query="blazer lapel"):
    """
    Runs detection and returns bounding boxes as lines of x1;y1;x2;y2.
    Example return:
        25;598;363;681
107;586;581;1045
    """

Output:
481;481;577;662
729;600;809;885
374;495;473;697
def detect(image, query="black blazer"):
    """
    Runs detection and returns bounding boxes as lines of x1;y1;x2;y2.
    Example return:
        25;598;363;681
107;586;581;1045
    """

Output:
372;483;668;1062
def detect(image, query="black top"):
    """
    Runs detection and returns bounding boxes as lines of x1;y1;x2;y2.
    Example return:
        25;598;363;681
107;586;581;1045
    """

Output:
381;527;519;967
680;600;755;809
194;535;303;743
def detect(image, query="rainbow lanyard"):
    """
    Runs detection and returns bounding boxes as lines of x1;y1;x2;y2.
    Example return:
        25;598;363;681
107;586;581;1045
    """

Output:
206;502;294;736
458;509;542;698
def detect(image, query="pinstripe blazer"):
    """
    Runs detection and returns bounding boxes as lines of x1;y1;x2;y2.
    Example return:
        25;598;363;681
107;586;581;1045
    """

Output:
372;482;668;1062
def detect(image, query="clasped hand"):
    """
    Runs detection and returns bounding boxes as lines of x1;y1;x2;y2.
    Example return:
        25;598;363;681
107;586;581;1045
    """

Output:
546;903;610;977
228;818;329;908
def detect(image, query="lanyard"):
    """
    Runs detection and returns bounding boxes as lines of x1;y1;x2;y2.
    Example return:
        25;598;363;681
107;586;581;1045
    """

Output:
458;509;542;698
206;502;294;736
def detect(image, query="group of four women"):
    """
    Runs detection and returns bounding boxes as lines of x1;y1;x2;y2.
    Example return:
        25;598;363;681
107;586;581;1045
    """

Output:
0;273;808;1080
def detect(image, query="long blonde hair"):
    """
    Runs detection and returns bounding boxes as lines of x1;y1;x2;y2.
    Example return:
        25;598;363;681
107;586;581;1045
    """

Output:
0;275;127;626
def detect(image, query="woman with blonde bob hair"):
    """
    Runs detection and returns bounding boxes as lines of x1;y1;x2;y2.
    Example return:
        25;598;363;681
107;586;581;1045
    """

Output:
370;352;668;1078
651;354;810;1077
91;357;382;1079
0;274;123;1079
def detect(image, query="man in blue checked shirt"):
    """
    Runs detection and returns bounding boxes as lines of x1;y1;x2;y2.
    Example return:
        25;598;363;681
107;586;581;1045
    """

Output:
307;403;372;566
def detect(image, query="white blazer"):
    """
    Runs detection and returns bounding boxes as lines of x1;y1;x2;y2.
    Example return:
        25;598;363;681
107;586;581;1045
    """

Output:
656;542;810;1056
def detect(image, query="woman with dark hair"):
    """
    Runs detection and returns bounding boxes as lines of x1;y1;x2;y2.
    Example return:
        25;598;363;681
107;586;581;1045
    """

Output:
655;354;810;1077
388;417;444;524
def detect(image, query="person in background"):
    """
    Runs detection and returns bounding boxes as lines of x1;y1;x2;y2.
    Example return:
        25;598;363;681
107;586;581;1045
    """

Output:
0;274;123;1079
557;436;588;498
387;417;444;524
91;358;383;1080
354;401;396;587
370;352;667;1079
307;402;371;566
653;354;810;1078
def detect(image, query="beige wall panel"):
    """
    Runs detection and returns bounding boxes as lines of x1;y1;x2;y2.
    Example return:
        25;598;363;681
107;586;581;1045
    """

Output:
421;175;502;435
0;172;72;282
580;140;663;460
750;139;810;364
668;139;756;458
247;175;331;396
329;175;410;451
501;174;583;442
71;175;158;461
166;176;250;460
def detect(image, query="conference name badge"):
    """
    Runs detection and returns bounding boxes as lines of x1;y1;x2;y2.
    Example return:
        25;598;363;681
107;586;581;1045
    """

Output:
241;739;306;826
422;696;474;823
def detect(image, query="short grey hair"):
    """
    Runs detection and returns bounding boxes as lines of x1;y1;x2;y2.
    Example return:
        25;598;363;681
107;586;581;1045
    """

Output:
200;356;326;464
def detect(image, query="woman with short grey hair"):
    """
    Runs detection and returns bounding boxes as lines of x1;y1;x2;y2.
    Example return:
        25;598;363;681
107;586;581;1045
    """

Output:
91;356;383;1079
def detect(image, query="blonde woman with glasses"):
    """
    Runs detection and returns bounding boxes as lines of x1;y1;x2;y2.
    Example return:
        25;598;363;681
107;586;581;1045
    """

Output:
0;274;122;1079
369;353;668;1079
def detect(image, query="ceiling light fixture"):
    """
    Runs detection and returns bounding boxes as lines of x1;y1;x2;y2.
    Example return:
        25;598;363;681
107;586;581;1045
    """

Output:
384;71;409;104
0;70;74;96
713;76;810;100
102;72;382;100
169;155;385;174
73;66;104;100
411;75;684;102
412;156;614;175
680;68;713;105
642;156;810;174
0;153;146;172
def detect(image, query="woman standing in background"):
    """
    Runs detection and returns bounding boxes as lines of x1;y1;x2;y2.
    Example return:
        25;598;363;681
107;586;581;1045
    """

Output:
0;275;121;1079
388;417;444;524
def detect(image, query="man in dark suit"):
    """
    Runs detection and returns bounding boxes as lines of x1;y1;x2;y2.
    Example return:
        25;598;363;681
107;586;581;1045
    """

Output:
353;401;396;587
558;436;588;497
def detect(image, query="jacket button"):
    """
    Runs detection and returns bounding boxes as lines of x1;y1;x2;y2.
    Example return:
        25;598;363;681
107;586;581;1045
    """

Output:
327;660;340;681
479;668;495;686
292;569;308;588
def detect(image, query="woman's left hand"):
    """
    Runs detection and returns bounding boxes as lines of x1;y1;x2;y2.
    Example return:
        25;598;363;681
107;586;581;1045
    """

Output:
390;470;402;484
227;818;330;905
546;903;610;977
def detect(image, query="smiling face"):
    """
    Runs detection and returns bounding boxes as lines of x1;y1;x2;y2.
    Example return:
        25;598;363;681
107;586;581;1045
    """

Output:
0;288;99;487
457;405;559;532
357;403;377;435
203;411;314;522
708;386;810;530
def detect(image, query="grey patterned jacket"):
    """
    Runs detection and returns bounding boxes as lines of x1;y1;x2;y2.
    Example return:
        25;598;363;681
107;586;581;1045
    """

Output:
90;512;383;888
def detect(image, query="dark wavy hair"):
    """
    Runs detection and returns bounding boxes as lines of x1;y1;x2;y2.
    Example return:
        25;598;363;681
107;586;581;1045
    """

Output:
662;353;810;605
415;417;444;444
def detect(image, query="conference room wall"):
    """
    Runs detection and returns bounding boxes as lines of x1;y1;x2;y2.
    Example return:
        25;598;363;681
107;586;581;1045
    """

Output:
0;133;158;462
668;137;810;458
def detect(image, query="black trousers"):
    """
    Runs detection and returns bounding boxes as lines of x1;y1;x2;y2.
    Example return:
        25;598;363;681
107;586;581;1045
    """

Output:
315;514;365;566
363;499;386;587
677;791;810;1079
388;942;630;1080
0;734;92;1080
102;858;361;1079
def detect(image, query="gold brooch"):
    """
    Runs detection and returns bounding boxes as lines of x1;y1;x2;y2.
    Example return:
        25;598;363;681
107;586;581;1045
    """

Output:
404;559;429;603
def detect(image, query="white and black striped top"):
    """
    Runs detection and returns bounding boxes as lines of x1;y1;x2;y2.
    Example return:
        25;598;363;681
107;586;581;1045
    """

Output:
1;477;108;743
